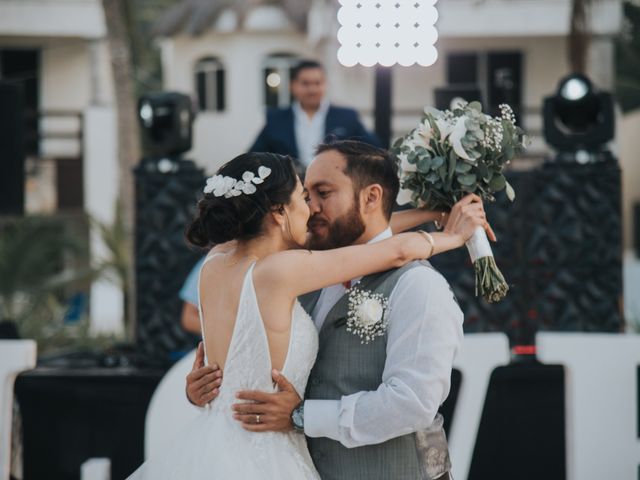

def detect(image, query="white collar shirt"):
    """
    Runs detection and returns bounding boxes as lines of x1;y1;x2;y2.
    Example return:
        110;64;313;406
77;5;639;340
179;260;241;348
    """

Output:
311;227;392;331
292;98;330;168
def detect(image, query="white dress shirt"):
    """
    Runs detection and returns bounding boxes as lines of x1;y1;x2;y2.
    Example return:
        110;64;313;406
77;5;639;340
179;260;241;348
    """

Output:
304;227;464;448
292;98;330;167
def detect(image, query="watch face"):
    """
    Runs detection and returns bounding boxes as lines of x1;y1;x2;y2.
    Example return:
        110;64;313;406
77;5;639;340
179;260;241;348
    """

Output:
292;407;303;428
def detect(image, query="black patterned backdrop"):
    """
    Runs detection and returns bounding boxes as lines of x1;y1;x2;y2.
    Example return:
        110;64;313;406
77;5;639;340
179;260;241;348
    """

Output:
429;160;623;345
135;157;206;364
134;158;623;360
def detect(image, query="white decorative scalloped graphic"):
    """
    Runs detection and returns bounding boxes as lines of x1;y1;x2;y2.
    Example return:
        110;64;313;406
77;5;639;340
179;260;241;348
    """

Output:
337;0;439;67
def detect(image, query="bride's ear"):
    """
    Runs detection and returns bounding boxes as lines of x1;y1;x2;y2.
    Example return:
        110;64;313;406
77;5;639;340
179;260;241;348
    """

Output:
362;184;383;214
269;205;287;229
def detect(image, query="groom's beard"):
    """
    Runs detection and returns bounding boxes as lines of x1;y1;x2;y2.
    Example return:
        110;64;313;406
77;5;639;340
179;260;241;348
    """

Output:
306;200;366;250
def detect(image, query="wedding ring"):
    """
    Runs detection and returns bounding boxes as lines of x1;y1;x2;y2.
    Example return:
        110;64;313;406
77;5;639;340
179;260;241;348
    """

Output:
256;414;261;424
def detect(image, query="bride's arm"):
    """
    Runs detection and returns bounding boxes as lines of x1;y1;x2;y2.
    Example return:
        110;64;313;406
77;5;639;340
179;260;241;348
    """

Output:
389;208;446;233
257;232;435;298
258;194;485;298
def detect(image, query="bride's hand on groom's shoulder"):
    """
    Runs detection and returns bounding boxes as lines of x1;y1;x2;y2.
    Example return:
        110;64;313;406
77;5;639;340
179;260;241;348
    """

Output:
232;370;301;433
186;342;223;407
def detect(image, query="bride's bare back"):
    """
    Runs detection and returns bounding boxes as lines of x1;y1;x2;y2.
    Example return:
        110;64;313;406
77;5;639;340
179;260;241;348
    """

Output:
199;254;294;372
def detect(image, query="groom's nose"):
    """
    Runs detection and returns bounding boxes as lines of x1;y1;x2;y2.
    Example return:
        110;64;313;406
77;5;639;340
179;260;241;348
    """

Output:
307;195;321;214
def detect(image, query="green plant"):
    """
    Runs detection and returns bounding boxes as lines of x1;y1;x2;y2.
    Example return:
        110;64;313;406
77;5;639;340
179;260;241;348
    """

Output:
90;200;134;339
0;215;103;352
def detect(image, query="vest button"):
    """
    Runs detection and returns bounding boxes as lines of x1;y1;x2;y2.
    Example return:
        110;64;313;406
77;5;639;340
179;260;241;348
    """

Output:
311;378;320;386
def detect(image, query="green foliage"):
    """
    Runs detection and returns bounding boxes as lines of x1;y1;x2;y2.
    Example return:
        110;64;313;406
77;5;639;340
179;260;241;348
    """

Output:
392;102;526;211
0;210;134;352
0;216;90;321
0;215;109;351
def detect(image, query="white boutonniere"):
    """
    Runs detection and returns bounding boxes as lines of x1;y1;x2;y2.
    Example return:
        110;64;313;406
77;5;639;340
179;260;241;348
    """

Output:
346;287;389;344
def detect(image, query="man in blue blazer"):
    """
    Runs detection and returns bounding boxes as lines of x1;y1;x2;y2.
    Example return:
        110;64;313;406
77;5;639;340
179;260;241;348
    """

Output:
250;60;380;173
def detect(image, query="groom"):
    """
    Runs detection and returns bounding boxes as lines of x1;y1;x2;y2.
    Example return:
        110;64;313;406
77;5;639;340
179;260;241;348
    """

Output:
187;140;466;479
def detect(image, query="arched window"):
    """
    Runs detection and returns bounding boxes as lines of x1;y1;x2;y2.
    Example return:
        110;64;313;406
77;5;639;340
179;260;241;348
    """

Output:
262;53;299;108
195;57;225;112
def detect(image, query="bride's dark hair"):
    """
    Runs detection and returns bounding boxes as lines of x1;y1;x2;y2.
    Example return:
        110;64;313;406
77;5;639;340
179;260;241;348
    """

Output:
186;152;298;247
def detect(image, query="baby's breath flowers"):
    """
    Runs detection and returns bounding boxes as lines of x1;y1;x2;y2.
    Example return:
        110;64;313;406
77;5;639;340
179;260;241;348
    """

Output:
392;101;527;303
346;287;390;344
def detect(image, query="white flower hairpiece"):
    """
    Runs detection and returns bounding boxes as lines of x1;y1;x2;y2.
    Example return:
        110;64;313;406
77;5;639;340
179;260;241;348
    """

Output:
203;166;272;198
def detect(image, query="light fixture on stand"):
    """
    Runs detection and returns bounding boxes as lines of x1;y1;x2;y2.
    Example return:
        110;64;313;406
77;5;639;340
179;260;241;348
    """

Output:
543;74;614;163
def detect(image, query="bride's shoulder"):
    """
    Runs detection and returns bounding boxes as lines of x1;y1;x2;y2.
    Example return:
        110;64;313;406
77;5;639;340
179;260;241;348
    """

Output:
253;250;308;292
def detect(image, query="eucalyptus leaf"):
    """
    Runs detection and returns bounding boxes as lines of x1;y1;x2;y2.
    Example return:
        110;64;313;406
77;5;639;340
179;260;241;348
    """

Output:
504;145;515;161
489;174;506;191
432;156;445;169
505;181;516;201
417;156;432;173
458;173;477;186
456;162;473;173
468;101;482;112
448;151;457;179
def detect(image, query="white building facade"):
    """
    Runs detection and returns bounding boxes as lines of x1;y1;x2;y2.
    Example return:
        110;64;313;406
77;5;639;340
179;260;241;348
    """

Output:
0;0;123;333
157;0;622;169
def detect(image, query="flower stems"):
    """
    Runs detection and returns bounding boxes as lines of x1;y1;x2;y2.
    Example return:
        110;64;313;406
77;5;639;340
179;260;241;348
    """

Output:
473;256;509;303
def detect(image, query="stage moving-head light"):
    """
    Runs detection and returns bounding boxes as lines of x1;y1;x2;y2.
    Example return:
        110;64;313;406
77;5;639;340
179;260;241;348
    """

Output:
138;91;194;158
543;74;614;159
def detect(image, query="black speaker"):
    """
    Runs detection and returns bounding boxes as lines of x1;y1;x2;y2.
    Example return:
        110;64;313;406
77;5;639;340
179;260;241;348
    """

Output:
138;91;194;157
134;157;206;363
0;82;25;215
434;86;483;111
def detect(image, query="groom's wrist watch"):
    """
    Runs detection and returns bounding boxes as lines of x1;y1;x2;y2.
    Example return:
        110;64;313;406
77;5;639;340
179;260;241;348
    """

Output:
291;402;304;433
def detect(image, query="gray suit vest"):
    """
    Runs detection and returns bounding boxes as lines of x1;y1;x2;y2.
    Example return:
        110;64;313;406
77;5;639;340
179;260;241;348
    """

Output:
299;261;451;480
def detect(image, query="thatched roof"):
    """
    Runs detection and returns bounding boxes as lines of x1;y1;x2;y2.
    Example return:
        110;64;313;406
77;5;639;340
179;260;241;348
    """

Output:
152;0;314;36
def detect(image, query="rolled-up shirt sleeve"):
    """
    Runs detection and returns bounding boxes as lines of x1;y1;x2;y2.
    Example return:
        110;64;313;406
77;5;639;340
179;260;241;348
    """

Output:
304;266;463;448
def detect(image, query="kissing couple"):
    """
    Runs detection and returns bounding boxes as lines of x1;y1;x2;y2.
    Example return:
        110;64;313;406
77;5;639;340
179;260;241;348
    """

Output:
128;140;494;479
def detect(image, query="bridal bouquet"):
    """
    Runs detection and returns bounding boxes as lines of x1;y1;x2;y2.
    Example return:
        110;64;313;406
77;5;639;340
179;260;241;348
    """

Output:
392;101;526;303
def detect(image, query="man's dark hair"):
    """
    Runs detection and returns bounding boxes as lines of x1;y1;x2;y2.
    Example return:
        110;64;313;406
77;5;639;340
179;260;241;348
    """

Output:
315;140;400;219
290;59;324;82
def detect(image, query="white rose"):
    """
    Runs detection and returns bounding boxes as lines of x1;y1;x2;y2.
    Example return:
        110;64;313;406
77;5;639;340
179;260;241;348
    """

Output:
412;121;433;149
396;187;413;206
449;116;473;161
398;152;417;174
435;118;454;139
356;298;384;327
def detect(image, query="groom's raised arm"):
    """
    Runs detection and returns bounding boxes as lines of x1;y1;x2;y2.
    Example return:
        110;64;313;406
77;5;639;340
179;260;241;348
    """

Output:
303;266;463;447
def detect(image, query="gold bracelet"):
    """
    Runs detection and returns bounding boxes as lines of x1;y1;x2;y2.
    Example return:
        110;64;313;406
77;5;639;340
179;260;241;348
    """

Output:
417;230;435;259
434;211;446;230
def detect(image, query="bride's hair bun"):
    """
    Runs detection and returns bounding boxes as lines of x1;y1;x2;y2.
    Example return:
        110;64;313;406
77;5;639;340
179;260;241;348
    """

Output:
185;152;297;247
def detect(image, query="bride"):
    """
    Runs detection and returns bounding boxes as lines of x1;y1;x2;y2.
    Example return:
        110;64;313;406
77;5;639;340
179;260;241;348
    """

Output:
127;151;486;479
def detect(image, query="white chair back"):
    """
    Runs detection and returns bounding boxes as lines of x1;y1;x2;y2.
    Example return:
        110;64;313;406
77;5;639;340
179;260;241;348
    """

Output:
0;340;36;480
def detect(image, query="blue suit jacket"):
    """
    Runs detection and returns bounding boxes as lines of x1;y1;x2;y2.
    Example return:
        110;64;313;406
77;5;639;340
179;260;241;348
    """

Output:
249;105;381;170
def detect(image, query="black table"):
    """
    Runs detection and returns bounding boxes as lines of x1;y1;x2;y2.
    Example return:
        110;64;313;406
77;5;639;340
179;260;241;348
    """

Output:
15;367;164;480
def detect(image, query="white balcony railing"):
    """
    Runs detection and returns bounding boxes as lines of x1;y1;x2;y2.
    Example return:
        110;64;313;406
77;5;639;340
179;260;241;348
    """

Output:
0;0;105;38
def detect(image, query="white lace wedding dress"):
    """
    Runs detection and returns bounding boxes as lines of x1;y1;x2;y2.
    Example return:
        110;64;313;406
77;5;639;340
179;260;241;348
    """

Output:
128;259;320;479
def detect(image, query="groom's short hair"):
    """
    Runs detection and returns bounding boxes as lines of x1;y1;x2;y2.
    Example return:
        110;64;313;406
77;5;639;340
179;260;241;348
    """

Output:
315;140;400;219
